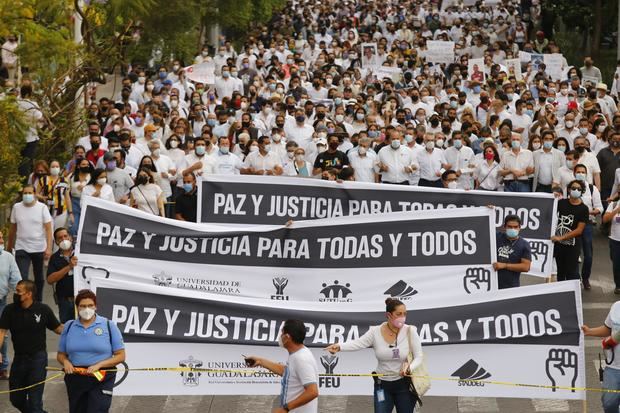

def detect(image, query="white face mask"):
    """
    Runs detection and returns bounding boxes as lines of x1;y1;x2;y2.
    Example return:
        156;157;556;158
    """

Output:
447;181;458;189
272;134;281;142
113;125;121;132
249;146;259;152
278;333;286;347
50;167;60;176
295;154;304;162
169;140;179;149
79;307;96;321
436;138;445;147
152;149;161;157
59;239;72;251
97;178;107;186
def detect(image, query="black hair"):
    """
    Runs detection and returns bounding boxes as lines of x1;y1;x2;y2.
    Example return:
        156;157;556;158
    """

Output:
504;214;521;226
441;169;457;181
87;168;107;185
385;297;405;313
17;279;37;298
568;179;585;193
282;319;306;344
53;227;70;240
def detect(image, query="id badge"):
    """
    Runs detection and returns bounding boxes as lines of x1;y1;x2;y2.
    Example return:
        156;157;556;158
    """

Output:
376;388;386;402
392;348;400;359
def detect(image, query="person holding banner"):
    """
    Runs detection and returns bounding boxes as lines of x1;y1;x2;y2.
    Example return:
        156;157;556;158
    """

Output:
493;214;532;289
244;319;319;413
325;298;423;413
57;289;125;413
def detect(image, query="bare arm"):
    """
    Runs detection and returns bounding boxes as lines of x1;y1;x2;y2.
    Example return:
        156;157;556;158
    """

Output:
582;325;611;337
285;383;319;411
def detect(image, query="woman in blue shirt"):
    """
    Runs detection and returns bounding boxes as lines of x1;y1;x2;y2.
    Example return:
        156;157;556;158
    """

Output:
57;289;125;413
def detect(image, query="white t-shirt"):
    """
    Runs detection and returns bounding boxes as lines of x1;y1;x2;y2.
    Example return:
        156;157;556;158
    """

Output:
131;184;162;215
10;201;52;252
605;308;620;370
281;347;319;413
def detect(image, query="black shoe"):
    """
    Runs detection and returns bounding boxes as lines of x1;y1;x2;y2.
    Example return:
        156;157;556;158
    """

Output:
615;288;620;295
0;370;8;380
583;280;591;290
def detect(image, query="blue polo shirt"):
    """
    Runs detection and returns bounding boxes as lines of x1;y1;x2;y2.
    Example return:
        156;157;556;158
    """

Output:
58;314;124;366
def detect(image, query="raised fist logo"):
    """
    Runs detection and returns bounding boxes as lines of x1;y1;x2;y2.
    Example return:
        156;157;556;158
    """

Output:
545;348;578;392
463;267;491;294
528;241;549;273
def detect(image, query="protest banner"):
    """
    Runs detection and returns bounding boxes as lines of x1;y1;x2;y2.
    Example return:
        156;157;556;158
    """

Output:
184;61;216;84
468;58;485;82
544;54;565;81
75;197;497;300
425;41;455;64
91;277;585;400
198;176;557;277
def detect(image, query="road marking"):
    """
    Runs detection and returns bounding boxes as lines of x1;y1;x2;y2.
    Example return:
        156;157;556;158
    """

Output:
162;395;203;412
532;398;570;411
236;395;276;412
318;396;348;412
583;303;616;310
457;397;499;412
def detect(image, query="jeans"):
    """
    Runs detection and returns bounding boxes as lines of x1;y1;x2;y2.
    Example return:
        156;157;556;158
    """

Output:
504;180;531;192
373;378;418;413
418;178;442;188
15;250;44;302
57;298;75;323
581;223;594;281
610;239;620;289
535;183;552;193
0;296;7;371
18;141;38;177
70;197;82;238
9;351;48;413
554;244;581;282
602;367;620;413
65;371;115;413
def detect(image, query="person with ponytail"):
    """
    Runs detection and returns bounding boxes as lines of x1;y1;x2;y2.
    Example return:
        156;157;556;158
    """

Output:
325;298;423;413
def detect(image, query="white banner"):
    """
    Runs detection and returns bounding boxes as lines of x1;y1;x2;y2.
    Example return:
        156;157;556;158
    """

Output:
504;59;523;81
198;176;557;277
91;277;585;400
184;61;215;84
544;54;565;81
425;41;455;64
75;197;498;301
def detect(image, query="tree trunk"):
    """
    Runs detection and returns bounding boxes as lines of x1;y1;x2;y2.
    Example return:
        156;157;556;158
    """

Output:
591;0;603;57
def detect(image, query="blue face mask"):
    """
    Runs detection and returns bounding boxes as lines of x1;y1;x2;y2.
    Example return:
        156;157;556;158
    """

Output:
506;228;519;238
453;140;463;149
220;147;230;155
526;109;534;118
511;141;520;149
295;115;305;123
570;189;582;199
183;183;194;193
207;119;217;127
22;194;35;204
543;141;553;149
195;146;206;156
334;98;342;106
368;131;378;139
473;86;481;94
159;72;167;79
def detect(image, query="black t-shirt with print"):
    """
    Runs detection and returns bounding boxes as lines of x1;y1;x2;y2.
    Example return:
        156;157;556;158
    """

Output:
554;199;589;248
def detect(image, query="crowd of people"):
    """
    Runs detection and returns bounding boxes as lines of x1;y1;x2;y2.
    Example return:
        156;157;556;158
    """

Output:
3;0;620;411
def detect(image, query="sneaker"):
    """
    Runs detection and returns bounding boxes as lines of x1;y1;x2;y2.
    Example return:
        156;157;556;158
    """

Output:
615;288;620;295
0;370;8;380
583;280;591;290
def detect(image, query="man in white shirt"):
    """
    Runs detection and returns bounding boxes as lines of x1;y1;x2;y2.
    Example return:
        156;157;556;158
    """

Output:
1;35;18;80
284;110;315;146
509;99;532;147
348;137;378;183
241;136;283;176
532;130;565;193
377;131;418;185
557;112;580;148
17;84;45;176
417;134;449;187
180;137;217;177
499;134;534;192
443;132;475;189
574;136;601;189
148;140;176;202
214;66;241;100
214;137;243;175
245;320;319;413
77;122;109;152
7;186;53;302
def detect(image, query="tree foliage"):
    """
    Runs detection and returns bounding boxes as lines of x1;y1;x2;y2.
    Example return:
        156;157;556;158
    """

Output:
0;98;28;220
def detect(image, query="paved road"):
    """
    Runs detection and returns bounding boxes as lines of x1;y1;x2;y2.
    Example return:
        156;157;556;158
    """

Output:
0;229;615;412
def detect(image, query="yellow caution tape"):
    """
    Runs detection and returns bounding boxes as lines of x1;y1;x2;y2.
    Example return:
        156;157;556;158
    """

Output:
0;373;64;395
40;366;620;394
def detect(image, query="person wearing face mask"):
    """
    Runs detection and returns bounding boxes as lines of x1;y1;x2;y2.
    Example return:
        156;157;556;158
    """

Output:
81;168;115;207
214;65;241;100
245;319;319;413
35;160;73;232
443;132;475;189
474;144;501;191
0;280;62;412
573;136;602;190
348;137;379;183
242;136;284;176
175;172;198;222
85;135;106;166
46;228;78;322
77;121;109;153
499;135;534;192
57;289;125;413
284;147;313;177
270;127;288;161
0;230;21;380
493;215;532;289
571;164;603;290
325;298;424;413
557;113;580;147
552;180;589;282
180;137;217;177
312;134;349;177
214;137;243;175
417;134;450;188
598;132;620;206
441;169;459;190
603;192;620;295
7;186;53;303
101;152;133;205
284;109;315;146
377;130;418;185
130;168;165;216
532;131;564;193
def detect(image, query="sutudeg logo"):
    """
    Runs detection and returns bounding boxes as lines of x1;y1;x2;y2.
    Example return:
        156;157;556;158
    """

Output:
319;355;340;388
384;280;418;300
271;277;289;300
319;280;352;302
179;356;203;386
451;359;491;387
152;271;173;287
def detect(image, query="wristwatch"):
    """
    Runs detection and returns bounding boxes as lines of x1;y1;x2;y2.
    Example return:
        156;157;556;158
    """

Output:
283;403;290;412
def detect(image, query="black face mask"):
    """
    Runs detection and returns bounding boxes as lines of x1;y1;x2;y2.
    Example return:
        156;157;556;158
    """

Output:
79;167;90;173
91;143;100;150
430;119;439;127
276;123;285;128
242;122;251;128
89;131;99;137
13;293;21;305
143;164;154;171
411;95;419;102
316;113;326;120
442;127;451;134
136;175;148;185
575;146;585;154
